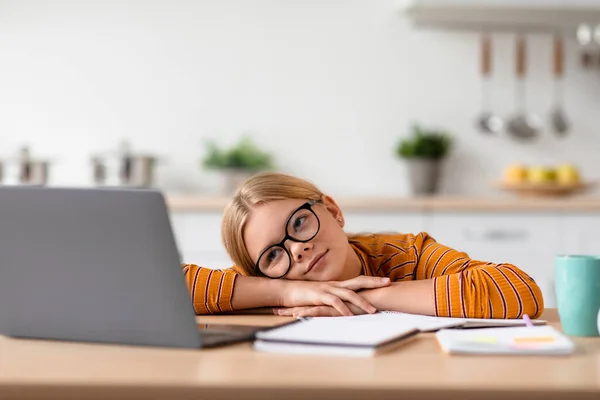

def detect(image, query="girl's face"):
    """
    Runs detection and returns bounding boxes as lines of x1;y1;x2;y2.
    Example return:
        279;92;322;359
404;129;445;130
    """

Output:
243;196;354;281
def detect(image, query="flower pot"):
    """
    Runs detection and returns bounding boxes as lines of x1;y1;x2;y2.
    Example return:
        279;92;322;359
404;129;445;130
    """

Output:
221;169;255;194
406;158;443;195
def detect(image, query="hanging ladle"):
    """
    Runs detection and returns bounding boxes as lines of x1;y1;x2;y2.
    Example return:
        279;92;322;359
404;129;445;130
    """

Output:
476;33;503;134
550;34;570;136
507;35;542;141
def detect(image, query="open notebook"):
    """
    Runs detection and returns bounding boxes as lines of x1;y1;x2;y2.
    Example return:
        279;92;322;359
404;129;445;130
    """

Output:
348;311;547;332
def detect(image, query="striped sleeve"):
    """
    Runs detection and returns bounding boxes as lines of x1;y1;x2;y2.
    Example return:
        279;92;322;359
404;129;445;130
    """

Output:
181;263;243;315
413;233;544;319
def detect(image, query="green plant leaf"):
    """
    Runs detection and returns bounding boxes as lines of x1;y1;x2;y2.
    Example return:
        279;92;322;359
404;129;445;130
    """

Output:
201;136;275;171
396;124;453;160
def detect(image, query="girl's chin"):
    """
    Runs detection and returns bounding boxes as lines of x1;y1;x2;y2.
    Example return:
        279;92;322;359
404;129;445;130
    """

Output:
310;267;342;282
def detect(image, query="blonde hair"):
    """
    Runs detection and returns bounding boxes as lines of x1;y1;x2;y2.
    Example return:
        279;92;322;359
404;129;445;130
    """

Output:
221;171;325;275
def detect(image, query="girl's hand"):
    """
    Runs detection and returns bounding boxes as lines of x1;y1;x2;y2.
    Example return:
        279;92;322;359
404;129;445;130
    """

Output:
278;275;390;316
274;303;366;317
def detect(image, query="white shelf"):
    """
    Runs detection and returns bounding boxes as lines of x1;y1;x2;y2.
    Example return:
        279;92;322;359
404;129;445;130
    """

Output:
401;0;600;32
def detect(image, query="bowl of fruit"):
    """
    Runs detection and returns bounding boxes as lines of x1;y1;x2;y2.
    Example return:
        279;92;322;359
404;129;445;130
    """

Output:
495;164;596;197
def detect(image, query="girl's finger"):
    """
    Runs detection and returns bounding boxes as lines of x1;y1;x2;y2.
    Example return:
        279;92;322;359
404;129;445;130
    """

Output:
321;293;353;316
328;286;376;314
297;306;340;318
276;307;302;316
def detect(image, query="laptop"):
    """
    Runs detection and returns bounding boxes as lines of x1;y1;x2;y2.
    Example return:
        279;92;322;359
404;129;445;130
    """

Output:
0;186;280;349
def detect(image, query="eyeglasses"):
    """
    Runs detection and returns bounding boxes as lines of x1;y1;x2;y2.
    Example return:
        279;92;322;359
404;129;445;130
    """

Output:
255;200;321;279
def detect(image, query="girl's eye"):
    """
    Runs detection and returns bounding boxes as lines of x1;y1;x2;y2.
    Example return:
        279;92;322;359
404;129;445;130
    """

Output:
267;247;282;263
293;216;306;232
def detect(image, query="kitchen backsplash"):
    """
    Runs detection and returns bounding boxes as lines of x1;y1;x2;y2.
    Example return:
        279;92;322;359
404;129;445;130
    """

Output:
0;0;599;197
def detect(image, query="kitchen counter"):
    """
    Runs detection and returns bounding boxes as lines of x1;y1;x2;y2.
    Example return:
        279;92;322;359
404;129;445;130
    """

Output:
165;194;600;213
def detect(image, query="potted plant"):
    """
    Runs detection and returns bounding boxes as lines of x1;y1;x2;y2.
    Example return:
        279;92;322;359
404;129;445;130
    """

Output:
395;124;453;195
201;136;276;194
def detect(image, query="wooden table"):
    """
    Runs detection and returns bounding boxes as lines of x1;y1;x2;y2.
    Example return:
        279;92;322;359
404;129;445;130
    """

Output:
0;309;598;400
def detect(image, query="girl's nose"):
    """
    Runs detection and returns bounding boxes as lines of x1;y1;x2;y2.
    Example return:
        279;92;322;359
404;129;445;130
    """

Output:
289;240;313;262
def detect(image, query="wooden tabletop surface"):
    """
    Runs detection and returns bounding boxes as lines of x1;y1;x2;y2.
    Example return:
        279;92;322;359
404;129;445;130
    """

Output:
0;309;598;400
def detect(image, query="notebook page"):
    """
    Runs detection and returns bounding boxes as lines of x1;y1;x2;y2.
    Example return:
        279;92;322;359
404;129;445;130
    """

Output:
343;312;465;332
381;311;547;329
255;315;417;346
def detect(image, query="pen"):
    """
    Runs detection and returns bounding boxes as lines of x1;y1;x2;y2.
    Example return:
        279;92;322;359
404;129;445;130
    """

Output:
522;314;534;327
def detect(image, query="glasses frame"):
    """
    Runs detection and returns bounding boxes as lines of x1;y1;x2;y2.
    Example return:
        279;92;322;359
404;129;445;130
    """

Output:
255;199;321;279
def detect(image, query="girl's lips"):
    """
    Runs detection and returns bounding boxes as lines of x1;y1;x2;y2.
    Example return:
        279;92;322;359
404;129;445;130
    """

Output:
306;250;328;274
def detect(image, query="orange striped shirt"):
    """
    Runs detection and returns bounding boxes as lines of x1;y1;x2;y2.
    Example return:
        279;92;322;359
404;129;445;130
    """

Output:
182;232;544;319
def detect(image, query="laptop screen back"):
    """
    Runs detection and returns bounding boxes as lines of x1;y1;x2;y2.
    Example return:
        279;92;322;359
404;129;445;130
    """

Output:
0;186;202;349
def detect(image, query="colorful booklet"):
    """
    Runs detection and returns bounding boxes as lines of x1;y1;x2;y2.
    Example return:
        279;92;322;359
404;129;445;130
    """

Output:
435;326;575;356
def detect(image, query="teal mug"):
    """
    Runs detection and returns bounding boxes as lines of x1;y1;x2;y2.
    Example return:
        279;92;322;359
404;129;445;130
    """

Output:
555;255;600;337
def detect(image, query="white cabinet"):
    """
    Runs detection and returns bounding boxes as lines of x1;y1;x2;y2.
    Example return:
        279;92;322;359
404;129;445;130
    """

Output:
427;212;562;307
562;214;600;255
343;212;426;237
168;212;231;268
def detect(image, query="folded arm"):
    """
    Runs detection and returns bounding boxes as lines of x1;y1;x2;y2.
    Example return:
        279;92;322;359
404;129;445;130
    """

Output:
184;263;296;314
359;233;544;319
182;264;389;316
182;264;239;314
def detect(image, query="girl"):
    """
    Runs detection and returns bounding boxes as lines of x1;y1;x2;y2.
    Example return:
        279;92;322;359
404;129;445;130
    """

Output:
182;172;543;319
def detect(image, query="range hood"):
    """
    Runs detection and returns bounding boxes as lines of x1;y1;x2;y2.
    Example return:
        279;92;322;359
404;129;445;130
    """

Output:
402;0;600;31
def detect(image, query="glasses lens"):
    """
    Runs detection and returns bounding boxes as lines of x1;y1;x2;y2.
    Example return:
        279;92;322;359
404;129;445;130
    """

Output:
257;245;290;278
287;207;319;241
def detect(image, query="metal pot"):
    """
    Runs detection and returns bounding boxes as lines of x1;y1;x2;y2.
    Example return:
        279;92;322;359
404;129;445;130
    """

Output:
0;147;53;186
19;160;50;185
120;154;158;187
92;153;159;188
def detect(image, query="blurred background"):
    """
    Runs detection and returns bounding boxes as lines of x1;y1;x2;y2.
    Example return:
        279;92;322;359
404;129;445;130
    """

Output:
3;0;600;307
1;0;598;196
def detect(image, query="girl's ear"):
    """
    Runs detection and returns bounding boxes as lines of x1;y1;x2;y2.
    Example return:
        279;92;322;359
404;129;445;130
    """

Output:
320;195;344;227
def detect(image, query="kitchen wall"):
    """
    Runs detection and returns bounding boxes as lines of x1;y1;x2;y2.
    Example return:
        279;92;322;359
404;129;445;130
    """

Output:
0;0;599;197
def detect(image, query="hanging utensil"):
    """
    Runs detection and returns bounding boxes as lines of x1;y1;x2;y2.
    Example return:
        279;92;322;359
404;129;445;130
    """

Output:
594;24;600;67
507;34;541;141
577;23;593;68
550;34;569;136
476;33;503;134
